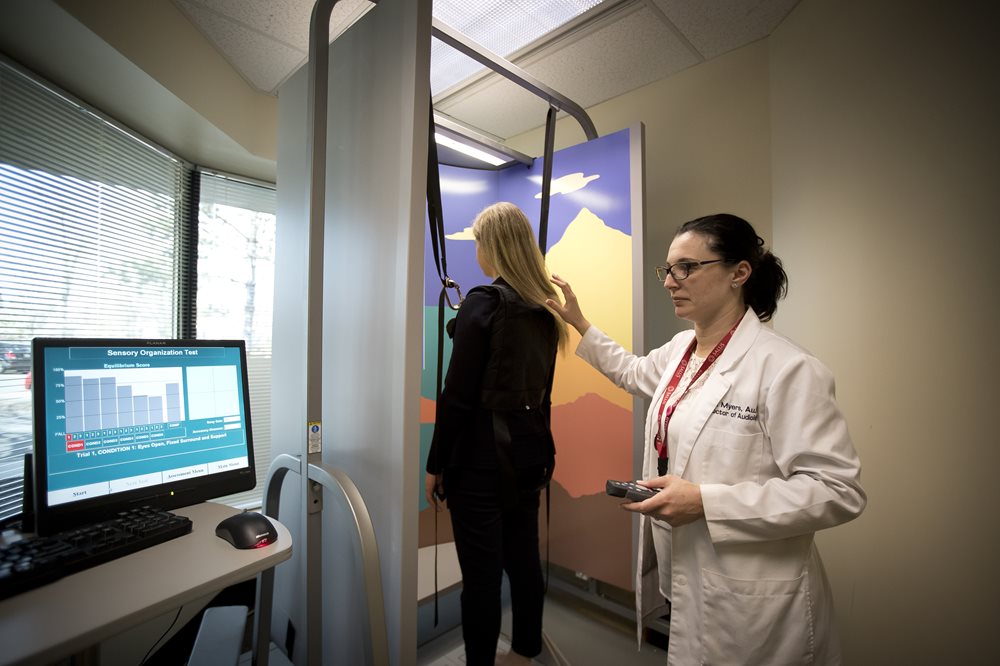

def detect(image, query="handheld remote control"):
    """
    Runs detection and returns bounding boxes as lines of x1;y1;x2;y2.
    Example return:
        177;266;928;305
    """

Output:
605;479;659;502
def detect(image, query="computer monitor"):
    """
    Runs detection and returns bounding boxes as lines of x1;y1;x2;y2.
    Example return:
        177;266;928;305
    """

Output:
30;338;257;535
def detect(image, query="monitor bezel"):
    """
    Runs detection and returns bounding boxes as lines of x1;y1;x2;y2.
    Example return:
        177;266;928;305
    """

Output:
30;337;257;535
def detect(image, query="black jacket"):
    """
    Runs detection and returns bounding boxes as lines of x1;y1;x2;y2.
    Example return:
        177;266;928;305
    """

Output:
426;278;558;477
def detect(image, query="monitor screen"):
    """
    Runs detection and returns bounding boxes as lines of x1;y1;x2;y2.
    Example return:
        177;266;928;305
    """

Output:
30;338;257;535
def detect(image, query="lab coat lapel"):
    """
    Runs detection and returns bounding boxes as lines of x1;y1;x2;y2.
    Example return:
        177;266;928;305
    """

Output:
671;374;730;478
671;310;760;479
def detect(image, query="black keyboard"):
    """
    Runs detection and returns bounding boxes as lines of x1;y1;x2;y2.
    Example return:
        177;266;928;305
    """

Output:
0;506;192;601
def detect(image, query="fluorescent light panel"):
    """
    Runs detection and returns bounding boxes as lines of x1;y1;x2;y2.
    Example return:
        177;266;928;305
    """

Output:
430;0;605;95
434;132;508;166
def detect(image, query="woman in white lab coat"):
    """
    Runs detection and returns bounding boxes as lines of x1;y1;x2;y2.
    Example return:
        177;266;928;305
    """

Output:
547;214;865;665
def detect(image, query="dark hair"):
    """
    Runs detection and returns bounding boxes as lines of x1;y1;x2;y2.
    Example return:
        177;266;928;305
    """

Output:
676;213;788;322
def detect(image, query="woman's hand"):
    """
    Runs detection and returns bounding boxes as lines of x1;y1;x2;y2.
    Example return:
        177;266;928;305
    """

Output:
546;274;592;336
425;472;444;509
621;475;704;526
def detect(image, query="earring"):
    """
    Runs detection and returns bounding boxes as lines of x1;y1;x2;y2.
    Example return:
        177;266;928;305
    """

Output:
731;282;738;289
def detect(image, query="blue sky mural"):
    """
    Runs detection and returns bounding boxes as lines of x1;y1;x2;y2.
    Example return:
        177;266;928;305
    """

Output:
422;128;631;307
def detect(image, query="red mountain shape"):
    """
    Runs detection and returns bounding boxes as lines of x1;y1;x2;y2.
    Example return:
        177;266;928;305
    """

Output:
420;397;435;423
551;393;634;498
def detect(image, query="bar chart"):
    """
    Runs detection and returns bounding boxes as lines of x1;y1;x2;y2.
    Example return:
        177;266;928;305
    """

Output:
64;368;185;433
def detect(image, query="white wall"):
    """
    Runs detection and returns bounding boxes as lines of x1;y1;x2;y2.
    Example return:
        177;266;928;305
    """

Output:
272;0;430;663
770;0;1000;663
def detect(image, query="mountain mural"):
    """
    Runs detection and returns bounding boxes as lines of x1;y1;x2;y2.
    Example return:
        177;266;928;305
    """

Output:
419;127;638;591
551;393;632;498
546;207;633;410
540;478;633;591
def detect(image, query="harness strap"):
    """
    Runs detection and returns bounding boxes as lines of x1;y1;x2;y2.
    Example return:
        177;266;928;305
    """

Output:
538;105;557;253
427;100;462;310
427;100;448;288
538;105;558;592
428;97;452;627
432;288;449;627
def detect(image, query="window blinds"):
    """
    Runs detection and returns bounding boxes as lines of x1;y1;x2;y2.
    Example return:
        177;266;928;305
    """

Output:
196;171;276;509
0;56;275;518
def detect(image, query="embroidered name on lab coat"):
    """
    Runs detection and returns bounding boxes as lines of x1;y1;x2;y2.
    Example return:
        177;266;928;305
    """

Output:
712;401;759;421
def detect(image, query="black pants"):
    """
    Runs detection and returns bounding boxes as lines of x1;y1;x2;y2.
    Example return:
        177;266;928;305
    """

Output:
445;466;546;666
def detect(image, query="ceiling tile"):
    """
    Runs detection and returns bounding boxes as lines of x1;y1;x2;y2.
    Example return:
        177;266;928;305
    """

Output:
438;3;700;138
651;0;800;59
175;0;374;48
437;76;553;140
525;3;701;109
166;0;802;133
175;0;311;46
175;0;307;92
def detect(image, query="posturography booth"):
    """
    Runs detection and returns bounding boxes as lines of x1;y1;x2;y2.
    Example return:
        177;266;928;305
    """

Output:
419;126;646;599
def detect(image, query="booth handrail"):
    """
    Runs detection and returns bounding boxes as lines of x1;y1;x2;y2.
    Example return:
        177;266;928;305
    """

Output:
253;454;389;666
251;454;301;666
307;461;389;666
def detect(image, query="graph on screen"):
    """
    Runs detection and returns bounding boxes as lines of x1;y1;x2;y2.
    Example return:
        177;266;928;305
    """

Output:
64;367;185;432
31;338;258;533
41;346;250;498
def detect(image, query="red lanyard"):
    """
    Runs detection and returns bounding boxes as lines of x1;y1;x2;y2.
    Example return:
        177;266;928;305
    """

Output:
653;318;741;466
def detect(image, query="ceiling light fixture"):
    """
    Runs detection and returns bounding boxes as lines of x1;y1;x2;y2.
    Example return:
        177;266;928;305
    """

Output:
434;132;507;167
433;113;532;169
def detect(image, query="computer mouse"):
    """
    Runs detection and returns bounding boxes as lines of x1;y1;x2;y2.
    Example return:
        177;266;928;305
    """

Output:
215;511;279;549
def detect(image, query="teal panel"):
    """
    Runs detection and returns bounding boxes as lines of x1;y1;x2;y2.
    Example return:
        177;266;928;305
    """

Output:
421;304;457;400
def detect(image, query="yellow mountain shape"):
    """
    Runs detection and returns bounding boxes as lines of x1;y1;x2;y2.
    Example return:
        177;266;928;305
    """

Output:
546;208;632;410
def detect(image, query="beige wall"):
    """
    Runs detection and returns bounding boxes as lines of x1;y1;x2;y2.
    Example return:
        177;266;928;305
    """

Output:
507;39;773;352
2;0;277;181
514;0;999;662
771;0;999;663
54;0;277;161
33;0;279;181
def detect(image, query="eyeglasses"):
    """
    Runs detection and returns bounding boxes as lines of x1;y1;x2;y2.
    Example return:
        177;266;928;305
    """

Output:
654;259;724;282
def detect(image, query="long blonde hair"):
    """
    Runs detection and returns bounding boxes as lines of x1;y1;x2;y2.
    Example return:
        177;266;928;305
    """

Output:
472;202;568;351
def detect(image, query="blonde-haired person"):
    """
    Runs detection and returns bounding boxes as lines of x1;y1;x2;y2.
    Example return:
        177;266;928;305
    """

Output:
425;202;567;666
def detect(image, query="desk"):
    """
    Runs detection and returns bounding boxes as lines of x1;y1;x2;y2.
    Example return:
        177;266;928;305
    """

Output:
0;502;292;666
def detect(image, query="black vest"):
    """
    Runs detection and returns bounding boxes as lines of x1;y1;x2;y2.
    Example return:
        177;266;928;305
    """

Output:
477;283;557;412
473;282;558;497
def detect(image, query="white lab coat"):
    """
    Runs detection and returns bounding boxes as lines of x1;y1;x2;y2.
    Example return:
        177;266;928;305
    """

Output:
576;308;865;665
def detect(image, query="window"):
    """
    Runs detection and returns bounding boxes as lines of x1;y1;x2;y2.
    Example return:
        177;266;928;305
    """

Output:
196;172;276;508
0;56;275;521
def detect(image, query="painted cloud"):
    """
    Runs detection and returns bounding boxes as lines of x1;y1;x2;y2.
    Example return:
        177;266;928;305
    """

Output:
445;226;476;241
533;172;600;198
